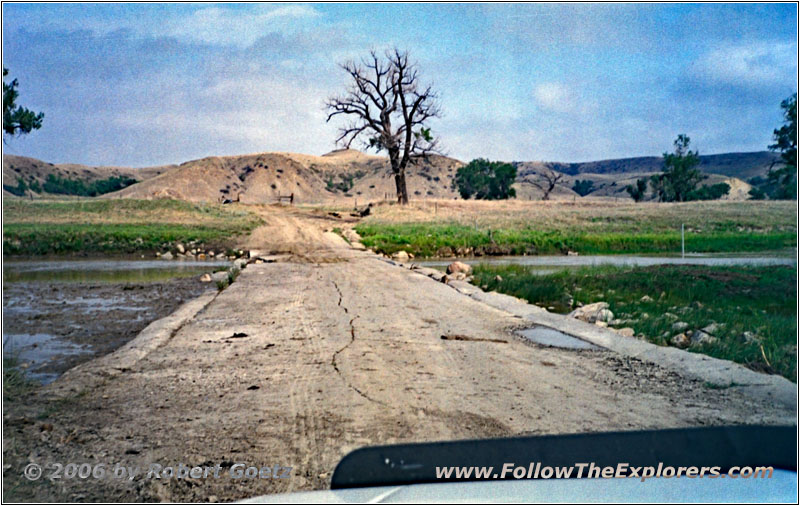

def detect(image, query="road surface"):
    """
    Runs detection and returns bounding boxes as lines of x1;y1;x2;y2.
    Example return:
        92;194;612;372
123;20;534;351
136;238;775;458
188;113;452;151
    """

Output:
3;206;794;502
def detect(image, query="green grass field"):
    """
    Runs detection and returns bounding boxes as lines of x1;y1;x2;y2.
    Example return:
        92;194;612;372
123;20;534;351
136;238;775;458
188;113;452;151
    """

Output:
472;264;797;381
3;199;263;255
355;200;797;257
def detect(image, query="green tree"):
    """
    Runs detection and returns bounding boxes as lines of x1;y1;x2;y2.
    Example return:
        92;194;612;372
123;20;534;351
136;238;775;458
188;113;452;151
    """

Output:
626;177;648;202
685;182;730;201
767;93;797;199
3;67;44;138
571;179;594;197
454;159;517;200
650;134;704;202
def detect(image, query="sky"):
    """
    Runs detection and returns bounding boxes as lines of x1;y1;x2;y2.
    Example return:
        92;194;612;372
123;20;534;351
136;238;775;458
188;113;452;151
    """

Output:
2;3;797;167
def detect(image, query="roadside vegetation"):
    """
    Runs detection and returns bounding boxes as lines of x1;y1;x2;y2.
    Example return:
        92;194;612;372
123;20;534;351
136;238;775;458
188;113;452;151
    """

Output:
3;199;262;255
355;200;796;257
472;264;797;380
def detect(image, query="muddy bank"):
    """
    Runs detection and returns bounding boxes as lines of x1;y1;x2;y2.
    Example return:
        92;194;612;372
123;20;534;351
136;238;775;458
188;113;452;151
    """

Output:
3;277;212;383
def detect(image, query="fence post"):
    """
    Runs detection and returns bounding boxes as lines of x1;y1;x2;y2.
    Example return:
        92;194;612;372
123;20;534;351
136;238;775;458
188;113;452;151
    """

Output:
681;223;685;258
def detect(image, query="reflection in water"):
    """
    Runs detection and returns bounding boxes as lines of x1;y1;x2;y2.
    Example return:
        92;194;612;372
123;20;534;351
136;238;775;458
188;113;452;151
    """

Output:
3;259;231;283
3;333;91;384
418;253;797;272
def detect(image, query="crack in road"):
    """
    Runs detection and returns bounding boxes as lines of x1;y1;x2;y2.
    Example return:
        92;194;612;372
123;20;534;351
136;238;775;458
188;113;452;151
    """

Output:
330;280;386;406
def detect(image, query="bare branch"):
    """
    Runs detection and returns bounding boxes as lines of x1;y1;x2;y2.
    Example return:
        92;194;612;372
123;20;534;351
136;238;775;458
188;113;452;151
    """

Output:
326;47;443;204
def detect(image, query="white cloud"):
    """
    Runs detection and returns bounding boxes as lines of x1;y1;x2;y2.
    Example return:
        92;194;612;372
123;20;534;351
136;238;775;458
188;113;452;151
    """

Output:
533;82;573;113
691;41;797;88
158;5;322;46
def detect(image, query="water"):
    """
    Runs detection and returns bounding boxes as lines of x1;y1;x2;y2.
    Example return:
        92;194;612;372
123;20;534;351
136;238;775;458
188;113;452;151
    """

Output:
417;252;796;272
516;327;600;350
3;333;92;384
3;258;228;384
3;258;231;283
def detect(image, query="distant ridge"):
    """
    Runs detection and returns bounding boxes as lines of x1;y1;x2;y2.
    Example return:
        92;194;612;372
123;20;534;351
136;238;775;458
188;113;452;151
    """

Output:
3;150;777;202
515;151;778;180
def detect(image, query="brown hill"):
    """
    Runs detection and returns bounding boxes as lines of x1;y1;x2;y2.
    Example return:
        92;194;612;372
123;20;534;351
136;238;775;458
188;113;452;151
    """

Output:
109;149;463;204
2;154;172;197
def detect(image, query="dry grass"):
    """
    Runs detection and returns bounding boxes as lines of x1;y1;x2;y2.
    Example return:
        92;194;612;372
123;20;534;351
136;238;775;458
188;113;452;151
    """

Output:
360;199;797;234
3;199;256;227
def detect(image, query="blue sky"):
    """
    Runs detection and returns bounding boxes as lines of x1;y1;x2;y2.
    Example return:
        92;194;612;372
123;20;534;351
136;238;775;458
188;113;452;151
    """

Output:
2;3;797;167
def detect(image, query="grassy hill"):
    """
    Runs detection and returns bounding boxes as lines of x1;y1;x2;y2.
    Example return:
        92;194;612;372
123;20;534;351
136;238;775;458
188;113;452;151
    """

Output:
3;150;779;202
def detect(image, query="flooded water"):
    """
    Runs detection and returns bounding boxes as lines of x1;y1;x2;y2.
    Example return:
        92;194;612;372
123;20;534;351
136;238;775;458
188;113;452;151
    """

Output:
516;327;601;350
418;252;796;273
3;258;228;384
3;258;231;283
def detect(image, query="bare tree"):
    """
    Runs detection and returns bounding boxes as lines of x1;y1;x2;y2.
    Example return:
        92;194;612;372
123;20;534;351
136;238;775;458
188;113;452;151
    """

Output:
326;49;442;204
529;169;564;201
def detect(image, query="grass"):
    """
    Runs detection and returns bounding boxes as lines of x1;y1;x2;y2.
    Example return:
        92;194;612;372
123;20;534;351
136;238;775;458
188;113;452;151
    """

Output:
3;199;263;255
472;264;797;381
354;200;797;257
3;357;37;401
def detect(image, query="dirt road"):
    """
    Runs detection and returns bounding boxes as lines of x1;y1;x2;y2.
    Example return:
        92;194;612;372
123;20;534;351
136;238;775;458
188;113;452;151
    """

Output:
3;206;794;502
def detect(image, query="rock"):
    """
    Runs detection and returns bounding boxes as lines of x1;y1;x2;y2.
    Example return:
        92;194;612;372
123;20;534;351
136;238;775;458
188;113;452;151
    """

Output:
455;246;473;256
191;249;197;255
436;246;455;257
161;251;173;260
155;252;161;257
702;323;722;335
663;312;678;321
494;275;503;282
176;243;185;254
233;259;248;270
672;321;689;331
691;330;716;345
197;253;206;260
596;308;614;323
671;333;690;348
210;271;228;282
392;251;410;262
617;327;635;337
743;331;760;344
641;313;650;319
200;273;212;282
568;302;612;323
595;321;608;328
446;261;472;275
208;251;215;257
566;250;579;256
408;252;415;260
640;295;653;302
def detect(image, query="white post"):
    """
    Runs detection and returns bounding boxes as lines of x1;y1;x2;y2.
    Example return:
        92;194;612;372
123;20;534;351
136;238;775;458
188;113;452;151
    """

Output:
681;223;685;258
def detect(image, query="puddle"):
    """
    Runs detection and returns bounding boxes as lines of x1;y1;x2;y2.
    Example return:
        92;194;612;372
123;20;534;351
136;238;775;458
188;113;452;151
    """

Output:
3;333;92;384
516;327;600;350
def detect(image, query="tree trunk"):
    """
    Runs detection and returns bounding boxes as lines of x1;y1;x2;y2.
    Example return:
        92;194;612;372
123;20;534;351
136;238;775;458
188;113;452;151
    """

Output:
394;170;409;204
388;148;409;204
